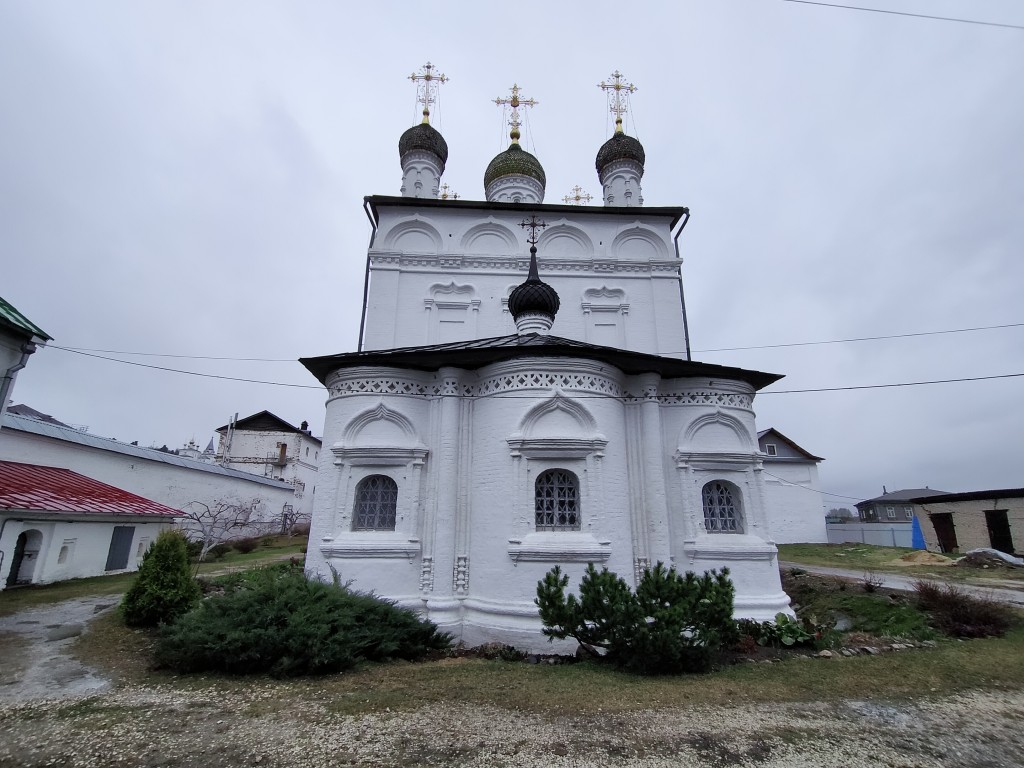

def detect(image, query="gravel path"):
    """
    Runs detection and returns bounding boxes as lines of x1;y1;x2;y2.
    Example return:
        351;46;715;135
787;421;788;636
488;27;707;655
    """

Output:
1;591;1022;766
1;683;1022;767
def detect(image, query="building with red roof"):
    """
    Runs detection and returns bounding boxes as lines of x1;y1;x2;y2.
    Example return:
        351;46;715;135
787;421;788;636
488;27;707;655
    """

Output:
0;461;178;589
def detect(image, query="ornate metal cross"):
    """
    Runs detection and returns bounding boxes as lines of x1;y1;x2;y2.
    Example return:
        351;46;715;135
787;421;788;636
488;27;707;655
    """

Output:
519;215;547;246
563;185;593;206
598;70;637;133
439;183;459;200
494;83;538;144
409;61;448;123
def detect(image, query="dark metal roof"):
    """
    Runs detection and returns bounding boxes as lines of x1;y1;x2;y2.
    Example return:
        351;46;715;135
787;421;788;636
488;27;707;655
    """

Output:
508;247;560;320
300;333;783;390
8;404;70;428
0;295;51;342
596;132;646;175
215;410;321;443
912;488;1024;504
756;427;824;462
399;122;448;166
856;488;951;509
364;195;688;226
0;461;180;517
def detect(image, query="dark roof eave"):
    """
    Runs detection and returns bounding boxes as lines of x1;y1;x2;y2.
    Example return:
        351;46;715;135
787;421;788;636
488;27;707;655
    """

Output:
300;334;782;391
365;195;689;228
912;488;1024;504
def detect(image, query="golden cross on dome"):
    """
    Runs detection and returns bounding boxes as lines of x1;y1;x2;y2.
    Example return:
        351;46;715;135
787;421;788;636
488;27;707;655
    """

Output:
519;215;547;246
598;70;637;134
439;183;459;200
494;83;538;145
563;185;593;206
409;61;448;124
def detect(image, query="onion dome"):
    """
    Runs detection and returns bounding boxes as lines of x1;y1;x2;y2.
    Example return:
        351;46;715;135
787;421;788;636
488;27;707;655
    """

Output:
508;245;560;328
399;122;449;168
595;131;645;176
484;143;546;189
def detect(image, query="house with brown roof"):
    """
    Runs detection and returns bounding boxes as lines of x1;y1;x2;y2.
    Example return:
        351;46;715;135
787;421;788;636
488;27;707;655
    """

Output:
0;461;178;590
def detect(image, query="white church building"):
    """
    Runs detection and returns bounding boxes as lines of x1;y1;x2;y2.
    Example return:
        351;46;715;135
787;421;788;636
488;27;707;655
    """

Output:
302;69;819;650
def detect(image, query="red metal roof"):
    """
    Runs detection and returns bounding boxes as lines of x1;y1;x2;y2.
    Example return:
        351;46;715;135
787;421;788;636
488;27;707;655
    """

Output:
0;461;180;518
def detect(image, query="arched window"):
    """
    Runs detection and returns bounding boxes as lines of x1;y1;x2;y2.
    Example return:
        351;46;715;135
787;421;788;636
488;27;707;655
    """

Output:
353;475;398;531
535;469;581;531
702;481;744;533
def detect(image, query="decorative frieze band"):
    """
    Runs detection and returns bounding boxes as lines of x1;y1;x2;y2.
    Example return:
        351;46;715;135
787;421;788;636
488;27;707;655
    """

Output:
370;252;680;274
327;373;753;410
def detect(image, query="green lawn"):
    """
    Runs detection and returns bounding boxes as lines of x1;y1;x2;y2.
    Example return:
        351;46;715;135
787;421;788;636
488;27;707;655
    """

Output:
0;536;307;616
778;543;1024;583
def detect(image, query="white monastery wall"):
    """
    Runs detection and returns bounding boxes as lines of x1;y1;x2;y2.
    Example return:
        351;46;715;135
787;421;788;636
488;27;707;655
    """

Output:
0;427;296;521
761;462;827;543
217;429;320;522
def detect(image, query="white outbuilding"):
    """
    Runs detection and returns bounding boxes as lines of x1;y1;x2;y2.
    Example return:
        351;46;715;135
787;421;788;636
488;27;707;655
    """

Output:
0;461;178;589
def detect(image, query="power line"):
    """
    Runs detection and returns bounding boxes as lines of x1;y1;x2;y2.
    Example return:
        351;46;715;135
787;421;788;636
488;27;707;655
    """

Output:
781;0;1024;31
58;320;1024;362
762;470;864;502
762;371;1024;394
50;344;1024;397
57;346;296;362
692;322;1024;353
50;346;322;390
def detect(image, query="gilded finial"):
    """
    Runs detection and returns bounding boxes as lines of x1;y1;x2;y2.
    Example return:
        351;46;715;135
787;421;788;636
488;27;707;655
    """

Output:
409;62;448;124
494;84;538;146
439;183;460;200
562;185;593;206
598;70;637;134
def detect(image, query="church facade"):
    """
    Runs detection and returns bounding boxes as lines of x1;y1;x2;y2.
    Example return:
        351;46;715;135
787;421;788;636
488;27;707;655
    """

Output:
302;71;803;650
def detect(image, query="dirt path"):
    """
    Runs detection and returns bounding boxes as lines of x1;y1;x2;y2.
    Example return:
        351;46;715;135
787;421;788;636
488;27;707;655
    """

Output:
0;596;119;702
779;561;1024;606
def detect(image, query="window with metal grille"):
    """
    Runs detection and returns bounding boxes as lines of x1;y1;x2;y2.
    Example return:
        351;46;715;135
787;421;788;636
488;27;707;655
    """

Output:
702;481;743;533
535;469;581;531
353;475;398;531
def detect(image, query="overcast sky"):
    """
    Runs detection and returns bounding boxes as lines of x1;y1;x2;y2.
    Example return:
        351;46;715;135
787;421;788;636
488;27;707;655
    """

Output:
2;1;1022;508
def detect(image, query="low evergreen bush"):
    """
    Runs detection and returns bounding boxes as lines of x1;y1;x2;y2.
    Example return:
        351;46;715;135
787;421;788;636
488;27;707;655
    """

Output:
121;529;201;627
536;562;737;674
155;564;451;676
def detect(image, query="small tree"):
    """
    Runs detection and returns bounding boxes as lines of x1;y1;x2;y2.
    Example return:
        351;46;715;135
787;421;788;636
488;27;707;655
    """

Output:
536;562;737;674
121;529;201;627
181;497;264;561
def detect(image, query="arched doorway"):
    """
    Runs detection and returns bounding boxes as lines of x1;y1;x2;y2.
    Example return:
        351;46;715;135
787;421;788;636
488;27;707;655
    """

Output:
5;529;43;588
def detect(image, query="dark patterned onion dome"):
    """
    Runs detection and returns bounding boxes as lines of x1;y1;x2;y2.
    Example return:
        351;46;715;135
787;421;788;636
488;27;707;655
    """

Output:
484;144;546;188
508;250;560;320
595;132;645;175
399;122;449;165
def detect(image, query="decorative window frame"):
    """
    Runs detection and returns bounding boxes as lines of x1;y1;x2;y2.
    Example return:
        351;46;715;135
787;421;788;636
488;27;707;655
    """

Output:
581;286;629;347
504;393;610;563
764;443;778;457
320;403;428;561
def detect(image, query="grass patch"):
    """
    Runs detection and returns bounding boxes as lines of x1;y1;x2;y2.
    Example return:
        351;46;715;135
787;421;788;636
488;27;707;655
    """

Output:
0;572;137;616
778;543;1024;584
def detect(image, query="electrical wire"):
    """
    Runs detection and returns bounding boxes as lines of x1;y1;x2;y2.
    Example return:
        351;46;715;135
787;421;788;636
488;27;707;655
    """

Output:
47;344;1024;397
50;346;322;390
781;0;1024;30
761;470;863;502
58;320;1024;362
692;321;1024;353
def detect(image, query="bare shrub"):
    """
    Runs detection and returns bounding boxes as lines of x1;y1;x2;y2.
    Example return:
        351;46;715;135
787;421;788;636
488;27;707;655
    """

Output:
913;580;1015;638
